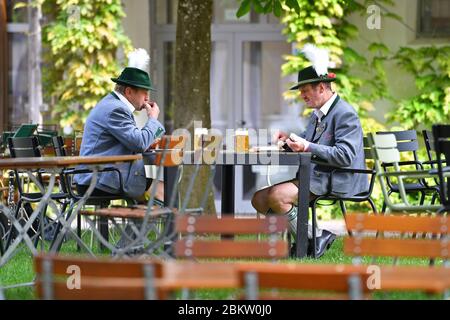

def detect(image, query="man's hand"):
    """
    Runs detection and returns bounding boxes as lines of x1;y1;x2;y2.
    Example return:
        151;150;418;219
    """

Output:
285;138;307;152
272;130;289;143
144;101;160;119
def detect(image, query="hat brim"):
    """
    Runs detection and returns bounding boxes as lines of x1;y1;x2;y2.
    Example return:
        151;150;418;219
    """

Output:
289;78;336;91
111;78;157;91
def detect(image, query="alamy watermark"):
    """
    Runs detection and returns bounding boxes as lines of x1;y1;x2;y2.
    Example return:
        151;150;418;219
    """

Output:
367;4;381;30
67;5;81;28
66;264;81;290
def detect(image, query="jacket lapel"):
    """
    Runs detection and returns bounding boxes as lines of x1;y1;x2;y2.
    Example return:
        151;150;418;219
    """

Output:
110;91;120;100
311;95;340;143
305;114;318;142
312;121;327;142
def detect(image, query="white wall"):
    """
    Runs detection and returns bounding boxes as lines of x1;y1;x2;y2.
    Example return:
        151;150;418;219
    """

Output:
347;0;448;127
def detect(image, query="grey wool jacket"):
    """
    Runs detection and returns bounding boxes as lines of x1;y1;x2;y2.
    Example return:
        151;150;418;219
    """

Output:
299;95;368;197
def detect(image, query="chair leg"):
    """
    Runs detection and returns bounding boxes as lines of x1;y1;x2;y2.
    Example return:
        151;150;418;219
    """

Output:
50;200;73;252
311;199;320;259
419;191;426;205
5;199;22;249
430;192;438;205
367;197;378;214
339;200;352;237
34;204;48;250
381;190;392;214
99;217;109;251
77;212;81;252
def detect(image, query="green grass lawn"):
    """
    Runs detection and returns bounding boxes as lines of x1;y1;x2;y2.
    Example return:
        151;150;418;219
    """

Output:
0;236;445;300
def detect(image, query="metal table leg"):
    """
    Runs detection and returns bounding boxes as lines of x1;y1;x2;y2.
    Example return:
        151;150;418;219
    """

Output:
296;153;310;258
221;164;234;239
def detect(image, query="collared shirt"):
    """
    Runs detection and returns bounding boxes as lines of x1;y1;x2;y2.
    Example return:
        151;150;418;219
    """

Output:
302;92;337;151
314;92;338;123
114;90;135;114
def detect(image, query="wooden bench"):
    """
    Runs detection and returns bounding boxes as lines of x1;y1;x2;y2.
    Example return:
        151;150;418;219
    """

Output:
174;214;289;260
344;213;450;296
34;254;166;300
236;263;372;300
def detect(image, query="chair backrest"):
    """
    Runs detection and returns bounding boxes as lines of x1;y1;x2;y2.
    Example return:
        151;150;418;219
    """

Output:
174;215;289;260
422;130;435;164
432;124;450;209
7;136;44;196
375;130;422;187
369;133;440;212
237;264;371;300
363;136;374;160
344;213;450;260
376;130;420;158
7;136;41;158
52;136;68;157
34;254;165;300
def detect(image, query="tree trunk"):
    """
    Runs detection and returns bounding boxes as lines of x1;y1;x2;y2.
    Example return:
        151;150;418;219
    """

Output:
174;0;215;213
0;0;8;132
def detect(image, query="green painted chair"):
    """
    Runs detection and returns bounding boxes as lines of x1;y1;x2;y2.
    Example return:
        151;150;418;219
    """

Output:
369;133;443;213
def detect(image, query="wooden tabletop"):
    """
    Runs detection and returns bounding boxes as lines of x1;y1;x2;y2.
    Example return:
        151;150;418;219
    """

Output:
143;150;311;166
0;154;142;169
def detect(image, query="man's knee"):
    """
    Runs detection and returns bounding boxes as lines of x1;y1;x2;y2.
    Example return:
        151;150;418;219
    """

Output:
252;188;271;212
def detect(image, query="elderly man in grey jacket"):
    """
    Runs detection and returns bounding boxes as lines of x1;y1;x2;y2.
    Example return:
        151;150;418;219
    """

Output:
252;45;368;258
74;49;165;201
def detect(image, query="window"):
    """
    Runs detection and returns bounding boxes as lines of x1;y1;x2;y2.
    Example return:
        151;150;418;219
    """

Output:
418;0;450;38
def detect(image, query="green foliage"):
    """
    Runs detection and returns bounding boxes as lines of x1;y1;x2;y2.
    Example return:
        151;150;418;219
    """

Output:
236;0;300;17
279;0;392;122
237;0;392;127
41;0;132;131
387;46;450;129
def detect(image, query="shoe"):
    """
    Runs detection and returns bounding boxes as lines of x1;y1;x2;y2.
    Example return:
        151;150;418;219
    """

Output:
289;243;297;258
307;230;336;258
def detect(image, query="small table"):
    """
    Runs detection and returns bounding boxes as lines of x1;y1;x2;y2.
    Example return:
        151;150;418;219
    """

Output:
144;150;311;258
0;154;142;266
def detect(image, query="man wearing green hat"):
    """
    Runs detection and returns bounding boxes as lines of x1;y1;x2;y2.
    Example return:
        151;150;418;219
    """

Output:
251;44;368;258
74;49;165;201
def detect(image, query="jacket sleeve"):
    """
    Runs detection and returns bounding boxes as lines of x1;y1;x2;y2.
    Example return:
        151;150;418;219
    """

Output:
307;111;361;167
106;107;165;153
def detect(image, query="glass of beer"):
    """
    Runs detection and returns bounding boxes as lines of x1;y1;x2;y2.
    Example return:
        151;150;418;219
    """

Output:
235;129;249;153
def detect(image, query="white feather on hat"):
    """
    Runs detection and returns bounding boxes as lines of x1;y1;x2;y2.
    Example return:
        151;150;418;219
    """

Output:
128;48;150;72
302;44;329;76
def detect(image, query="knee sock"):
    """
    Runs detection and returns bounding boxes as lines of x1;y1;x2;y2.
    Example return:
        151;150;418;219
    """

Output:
269;206;322;240
267;206;298;237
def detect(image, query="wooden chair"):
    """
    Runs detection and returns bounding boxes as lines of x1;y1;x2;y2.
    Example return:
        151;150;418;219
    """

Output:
344;213;450;297
237;263;371;300
34;254;166;300
174;214;289;260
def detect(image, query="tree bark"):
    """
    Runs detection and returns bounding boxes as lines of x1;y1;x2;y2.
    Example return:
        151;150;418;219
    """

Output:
0;0;8;132
174;0;215;213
